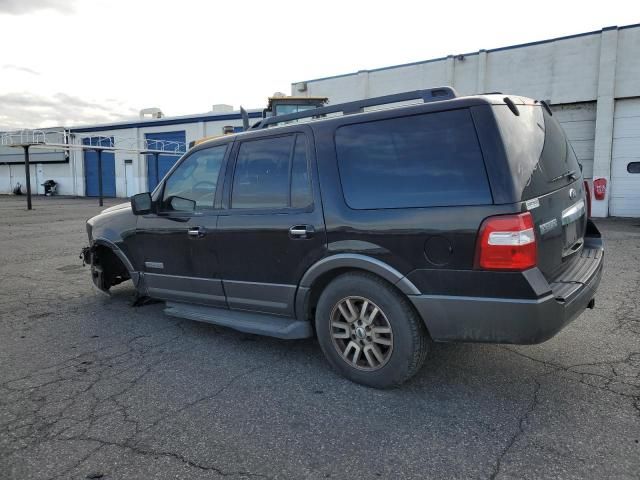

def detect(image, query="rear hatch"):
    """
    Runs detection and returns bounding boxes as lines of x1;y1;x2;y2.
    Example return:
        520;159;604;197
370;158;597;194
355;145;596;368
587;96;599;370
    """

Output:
493;103;589;281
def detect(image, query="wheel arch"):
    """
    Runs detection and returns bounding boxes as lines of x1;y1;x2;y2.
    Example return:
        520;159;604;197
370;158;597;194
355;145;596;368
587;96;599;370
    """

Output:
295;254;420;321
91;238;139;286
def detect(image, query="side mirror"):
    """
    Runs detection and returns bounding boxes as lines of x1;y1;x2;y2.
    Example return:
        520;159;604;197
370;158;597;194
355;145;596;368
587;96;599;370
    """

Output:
131;192;152;215
169;196;196;212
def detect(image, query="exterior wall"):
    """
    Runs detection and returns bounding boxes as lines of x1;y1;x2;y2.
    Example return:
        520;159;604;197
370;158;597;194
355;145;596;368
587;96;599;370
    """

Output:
0;163;67;195
1;114;251;198
551;102;597;179
0;161;75;196
204;118;246;137
67;116;248;198
69;127;136;198
0;130;70;195
615;27;640;98
136;123;200;194
610;98;640;217
37;163;74;195
292;24;640;216
294;30;616;104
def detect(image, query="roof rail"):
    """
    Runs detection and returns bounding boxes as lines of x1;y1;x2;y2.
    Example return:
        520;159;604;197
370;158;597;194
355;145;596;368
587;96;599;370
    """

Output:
251;86;458;129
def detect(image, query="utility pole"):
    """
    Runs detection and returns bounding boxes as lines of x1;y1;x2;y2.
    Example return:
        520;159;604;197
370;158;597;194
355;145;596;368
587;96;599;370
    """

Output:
23;145;32;210
95;148;104;207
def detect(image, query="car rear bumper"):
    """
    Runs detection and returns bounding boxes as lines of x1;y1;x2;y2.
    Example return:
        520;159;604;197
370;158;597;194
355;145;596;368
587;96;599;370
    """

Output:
409;225;604;345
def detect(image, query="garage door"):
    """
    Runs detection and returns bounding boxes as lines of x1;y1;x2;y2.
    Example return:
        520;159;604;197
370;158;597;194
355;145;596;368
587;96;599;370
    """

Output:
146;131;186;191
611;98;640;217
552;102;596;179
83;137;116;197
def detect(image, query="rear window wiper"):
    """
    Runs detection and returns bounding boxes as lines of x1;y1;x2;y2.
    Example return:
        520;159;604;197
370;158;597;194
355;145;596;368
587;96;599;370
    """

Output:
550;170;577;183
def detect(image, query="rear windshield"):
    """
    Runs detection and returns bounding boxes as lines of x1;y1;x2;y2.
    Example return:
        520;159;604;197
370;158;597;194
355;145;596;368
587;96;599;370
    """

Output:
493;104;581;200
334;109;492;209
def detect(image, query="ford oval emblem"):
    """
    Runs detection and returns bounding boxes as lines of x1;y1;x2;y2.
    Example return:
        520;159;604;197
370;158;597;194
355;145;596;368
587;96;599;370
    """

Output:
569;188;577;200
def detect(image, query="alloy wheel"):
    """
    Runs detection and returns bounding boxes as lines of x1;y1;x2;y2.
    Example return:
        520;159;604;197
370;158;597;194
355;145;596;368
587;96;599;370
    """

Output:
329;296;394;371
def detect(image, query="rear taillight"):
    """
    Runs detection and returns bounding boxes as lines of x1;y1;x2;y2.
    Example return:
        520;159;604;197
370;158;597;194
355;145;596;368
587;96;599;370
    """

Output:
475;212;537;271
584;180;592;218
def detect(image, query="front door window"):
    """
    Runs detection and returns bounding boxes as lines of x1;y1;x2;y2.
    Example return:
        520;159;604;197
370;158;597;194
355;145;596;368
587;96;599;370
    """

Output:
162;145;228;211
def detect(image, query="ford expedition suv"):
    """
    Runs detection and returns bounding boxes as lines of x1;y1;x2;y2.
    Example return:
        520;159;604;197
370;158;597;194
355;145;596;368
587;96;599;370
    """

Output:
82;88;604;388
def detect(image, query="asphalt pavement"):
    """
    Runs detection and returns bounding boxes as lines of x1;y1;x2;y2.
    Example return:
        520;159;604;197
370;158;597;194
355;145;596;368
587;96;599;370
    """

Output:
0;196;638;479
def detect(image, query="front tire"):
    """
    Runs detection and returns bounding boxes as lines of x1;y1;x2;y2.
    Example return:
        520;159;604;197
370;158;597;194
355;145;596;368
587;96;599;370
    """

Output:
315;272;429;388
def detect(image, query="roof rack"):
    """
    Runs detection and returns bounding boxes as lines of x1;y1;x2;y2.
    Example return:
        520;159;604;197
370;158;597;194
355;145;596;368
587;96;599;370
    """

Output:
251;86;458;129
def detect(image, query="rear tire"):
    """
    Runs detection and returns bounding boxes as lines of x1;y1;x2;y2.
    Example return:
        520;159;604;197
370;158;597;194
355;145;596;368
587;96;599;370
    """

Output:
315;272;429;388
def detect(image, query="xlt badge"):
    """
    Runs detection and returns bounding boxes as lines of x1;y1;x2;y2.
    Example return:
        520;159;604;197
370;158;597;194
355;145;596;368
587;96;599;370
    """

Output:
539;218;558;236
525;198;540;210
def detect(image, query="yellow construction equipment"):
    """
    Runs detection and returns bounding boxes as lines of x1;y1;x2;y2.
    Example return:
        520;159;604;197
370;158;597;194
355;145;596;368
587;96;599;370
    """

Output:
189;94;328;149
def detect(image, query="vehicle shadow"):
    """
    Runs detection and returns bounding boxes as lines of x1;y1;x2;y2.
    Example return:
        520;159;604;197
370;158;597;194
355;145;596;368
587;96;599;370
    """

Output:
103;282;542;396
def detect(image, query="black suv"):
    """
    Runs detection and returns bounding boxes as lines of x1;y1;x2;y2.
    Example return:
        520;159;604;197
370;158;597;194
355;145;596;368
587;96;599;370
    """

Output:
83;88;604;388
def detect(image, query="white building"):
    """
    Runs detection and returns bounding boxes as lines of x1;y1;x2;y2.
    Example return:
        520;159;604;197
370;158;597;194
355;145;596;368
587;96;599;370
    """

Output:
291;24;640;218
0;107;261;198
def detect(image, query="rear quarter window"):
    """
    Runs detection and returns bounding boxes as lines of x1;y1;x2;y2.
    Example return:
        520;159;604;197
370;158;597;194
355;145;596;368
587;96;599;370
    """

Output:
334;109;492;209
493;104;581;200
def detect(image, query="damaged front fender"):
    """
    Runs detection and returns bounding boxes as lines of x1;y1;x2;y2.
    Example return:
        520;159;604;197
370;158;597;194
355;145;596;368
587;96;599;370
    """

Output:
80;242;136;295
80;245;112;295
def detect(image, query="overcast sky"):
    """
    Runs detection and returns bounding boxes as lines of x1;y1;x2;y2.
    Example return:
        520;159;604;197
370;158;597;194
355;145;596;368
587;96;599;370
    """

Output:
0;0;638;130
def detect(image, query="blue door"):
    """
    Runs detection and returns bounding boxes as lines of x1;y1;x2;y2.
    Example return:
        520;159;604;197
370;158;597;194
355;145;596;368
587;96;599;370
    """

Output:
83;137;116;197
146;131;186;191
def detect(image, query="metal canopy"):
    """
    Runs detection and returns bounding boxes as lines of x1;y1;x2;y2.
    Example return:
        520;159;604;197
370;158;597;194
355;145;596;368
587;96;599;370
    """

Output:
1;129;186;155
1;129;187;209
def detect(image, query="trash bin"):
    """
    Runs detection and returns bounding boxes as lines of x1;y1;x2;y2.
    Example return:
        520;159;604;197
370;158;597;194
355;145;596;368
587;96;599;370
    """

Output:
42;180;57;196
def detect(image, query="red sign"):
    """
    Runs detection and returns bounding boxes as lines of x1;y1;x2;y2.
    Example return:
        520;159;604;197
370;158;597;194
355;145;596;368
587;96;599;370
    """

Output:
593;178;607;200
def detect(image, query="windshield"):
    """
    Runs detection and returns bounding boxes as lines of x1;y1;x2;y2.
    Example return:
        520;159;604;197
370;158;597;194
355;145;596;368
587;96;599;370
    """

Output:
274;104;318;116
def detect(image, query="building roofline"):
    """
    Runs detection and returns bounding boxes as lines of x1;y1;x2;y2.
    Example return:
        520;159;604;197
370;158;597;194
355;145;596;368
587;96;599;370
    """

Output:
293;23;640;85
69;110;262;133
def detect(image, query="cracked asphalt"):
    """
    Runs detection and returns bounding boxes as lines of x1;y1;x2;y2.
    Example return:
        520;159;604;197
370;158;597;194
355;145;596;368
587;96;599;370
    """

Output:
1;196;639;480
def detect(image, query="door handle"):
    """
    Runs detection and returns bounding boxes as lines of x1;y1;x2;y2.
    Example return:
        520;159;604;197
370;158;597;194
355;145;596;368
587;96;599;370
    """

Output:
289;225;315;239
187;226;206;238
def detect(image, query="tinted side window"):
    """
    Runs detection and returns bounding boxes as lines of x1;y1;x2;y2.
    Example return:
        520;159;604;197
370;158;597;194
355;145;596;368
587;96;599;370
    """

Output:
290;135;312;208
162;144;227;211
335;109;492;209
232;136;293;209
493;105;582;200
539;109;582;183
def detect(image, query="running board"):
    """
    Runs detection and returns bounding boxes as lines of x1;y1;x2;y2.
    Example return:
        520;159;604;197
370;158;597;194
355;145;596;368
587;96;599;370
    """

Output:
164;302;313;339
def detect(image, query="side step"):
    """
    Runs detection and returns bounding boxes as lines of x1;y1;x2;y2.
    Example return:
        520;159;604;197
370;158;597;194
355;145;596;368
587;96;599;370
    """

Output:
164;302;313;339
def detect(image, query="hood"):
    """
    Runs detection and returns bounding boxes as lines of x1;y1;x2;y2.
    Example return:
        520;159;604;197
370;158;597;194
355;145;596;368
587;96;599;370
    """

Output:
100;202;131;214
